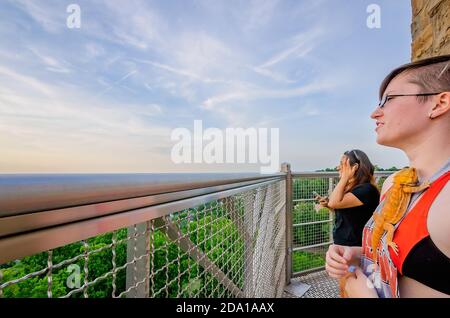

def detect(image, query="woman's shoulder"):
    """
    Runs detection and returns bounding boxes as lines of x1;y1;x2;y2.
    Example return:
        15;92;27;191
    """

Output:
350;182;380;204
353;182;379;193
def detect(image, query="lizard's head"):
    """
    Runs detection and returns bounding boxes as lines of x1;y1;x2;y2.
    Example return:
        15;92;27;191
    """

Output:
393;167;418;185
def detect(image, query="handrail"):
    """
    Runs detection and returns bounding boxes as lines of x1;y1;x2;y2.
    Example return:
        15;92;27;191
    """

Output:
0;177;283;239
0;169;395;298
292;171;394;178
0;174;284;264
0;173;285;217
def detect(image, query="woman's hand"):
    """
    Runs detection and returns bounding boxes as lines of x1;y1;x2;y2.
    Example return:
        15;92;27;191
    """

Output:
325;244;355;278
315;195;329;208
344;267;379;298
339;157;358;183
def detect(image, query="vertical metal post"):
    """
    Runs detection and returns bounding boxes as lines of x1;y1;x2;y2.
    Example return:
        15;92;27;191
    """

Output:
126;223;149;298
0;268;3;298
328;177;334;244
145;221;151;298
242;194;254;297
281;163;292;285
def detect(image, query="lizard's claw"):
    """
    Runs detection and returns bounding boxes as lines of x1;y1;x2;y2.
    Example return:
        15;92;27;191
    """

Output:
388;241;399;255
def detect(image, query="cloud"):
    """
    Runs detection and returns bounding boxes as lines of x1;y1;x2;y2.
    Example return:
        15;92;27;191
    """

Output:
249;66;296;84
93;69;138;98
0;49;22;61
259;28;323;69
134;59;220;84
0;63;172;172
0;65;55;96
8;0;65;33
94;0;166;50
169;31;240;80
202;79;335;109
0;0;411;172
247;27;323;83
256;103;323;127
85;42;106;59
0;66;163;134
243;0;280;32
28;46;72;73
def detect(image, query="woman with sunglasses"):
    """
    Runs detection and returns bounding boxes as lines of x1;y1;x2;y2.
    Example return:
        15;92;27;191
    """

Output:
317;150;380;247
325;54;450;298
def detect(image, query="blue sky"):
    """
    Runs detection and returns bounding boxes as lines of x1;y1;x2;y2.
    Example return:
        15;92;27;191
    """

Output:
0;0;412;173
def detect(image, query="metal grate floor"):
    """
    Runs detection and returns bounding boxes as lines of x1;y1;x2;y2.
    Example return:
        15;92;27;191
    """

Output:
283;270;340;298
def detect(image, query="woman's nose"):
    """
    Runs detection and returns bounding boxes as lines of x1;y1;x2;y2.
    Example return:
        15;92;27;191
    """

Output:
370;106;382;119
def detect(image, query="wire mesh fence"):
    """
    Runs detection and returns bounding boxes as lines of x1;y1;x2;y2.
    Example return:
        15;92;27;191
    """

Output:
291;172;391;277
0;170;393;298
291;176;336;275
0;180;286;298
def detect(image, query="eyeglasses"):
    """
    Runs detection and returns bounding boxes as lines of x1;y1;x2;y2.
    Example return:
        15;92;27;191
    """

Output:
378;93;442;108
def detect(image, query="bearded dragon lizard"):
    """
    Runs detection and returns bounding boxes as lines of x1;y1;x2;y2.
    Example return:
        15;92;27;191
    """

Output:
339;167;429;297
339;266;356;298
371;167;430;264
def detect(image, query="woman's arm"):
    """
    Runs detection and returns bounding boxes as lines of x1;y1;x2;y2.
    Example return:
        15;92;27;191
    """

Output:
327;179;364;209
327;157;363;209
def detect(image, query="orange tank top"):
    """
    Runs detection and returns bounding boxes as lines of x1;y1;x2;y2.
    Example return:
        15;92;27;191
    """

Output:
360;169;449;297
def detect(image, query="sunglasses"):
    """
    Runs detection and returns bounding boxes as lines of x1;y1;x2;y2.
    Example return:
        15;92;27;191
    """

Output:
344;150;360;164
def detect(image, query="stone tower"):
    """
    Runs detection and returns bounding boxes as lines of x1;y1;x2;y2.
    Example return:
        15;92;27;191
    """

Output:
411;0;450;61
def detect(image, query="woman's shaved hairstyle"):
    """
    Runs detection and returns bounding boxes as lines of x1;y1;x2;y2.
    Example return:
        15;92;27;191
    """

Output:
379;54;450;103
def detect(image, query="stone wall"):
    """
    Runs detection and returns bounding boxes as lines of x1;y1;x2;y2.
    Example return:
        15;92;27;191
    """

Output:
411;0;450;61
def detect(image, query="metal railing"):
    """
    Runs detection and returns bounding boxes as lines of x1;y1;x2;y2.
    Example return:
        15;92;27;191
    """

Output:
0;172;286;298
0;168;393;298
289;171;392;277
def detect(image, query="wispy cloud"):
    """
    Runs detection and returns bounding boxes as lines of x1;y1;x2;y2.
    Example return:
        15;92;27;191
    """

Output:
202;79;335;109
28;46;72;73
8;0;66;33
0;0;413;172
94;0;166;50
0;63;172;172
249;66;296;83
259;28;322;69
243;0;280;33
0;65;162;129
93;69;138;99
169;31;240;81
247;27;323;84
256;103;323;127
0;65;55;96
134;59;224;84
84;42;106;59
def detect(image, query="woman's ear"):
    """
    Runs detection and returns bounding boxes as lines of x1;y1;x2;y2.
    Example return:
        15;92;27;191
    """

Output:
430;92;450;119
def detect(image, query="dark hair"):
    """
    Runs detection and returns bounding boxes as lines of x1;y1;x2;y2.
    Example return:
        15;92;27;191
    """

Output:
343;149;378;192
379;54;450;103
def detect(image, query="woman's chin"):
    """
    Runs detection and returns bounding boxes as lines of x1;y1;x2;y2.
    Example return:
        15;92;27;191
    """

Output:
376;135;398;148
376;133;389;146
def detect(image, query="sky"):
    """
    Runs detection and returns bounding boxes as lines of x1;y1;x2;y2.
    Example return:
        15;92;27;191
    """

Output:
0;0;413;173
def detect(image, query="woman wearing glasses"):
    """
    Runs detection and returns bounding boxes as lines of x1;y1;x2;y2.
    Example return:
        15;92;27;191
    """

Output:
317;150;380;247
325;54;450;298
